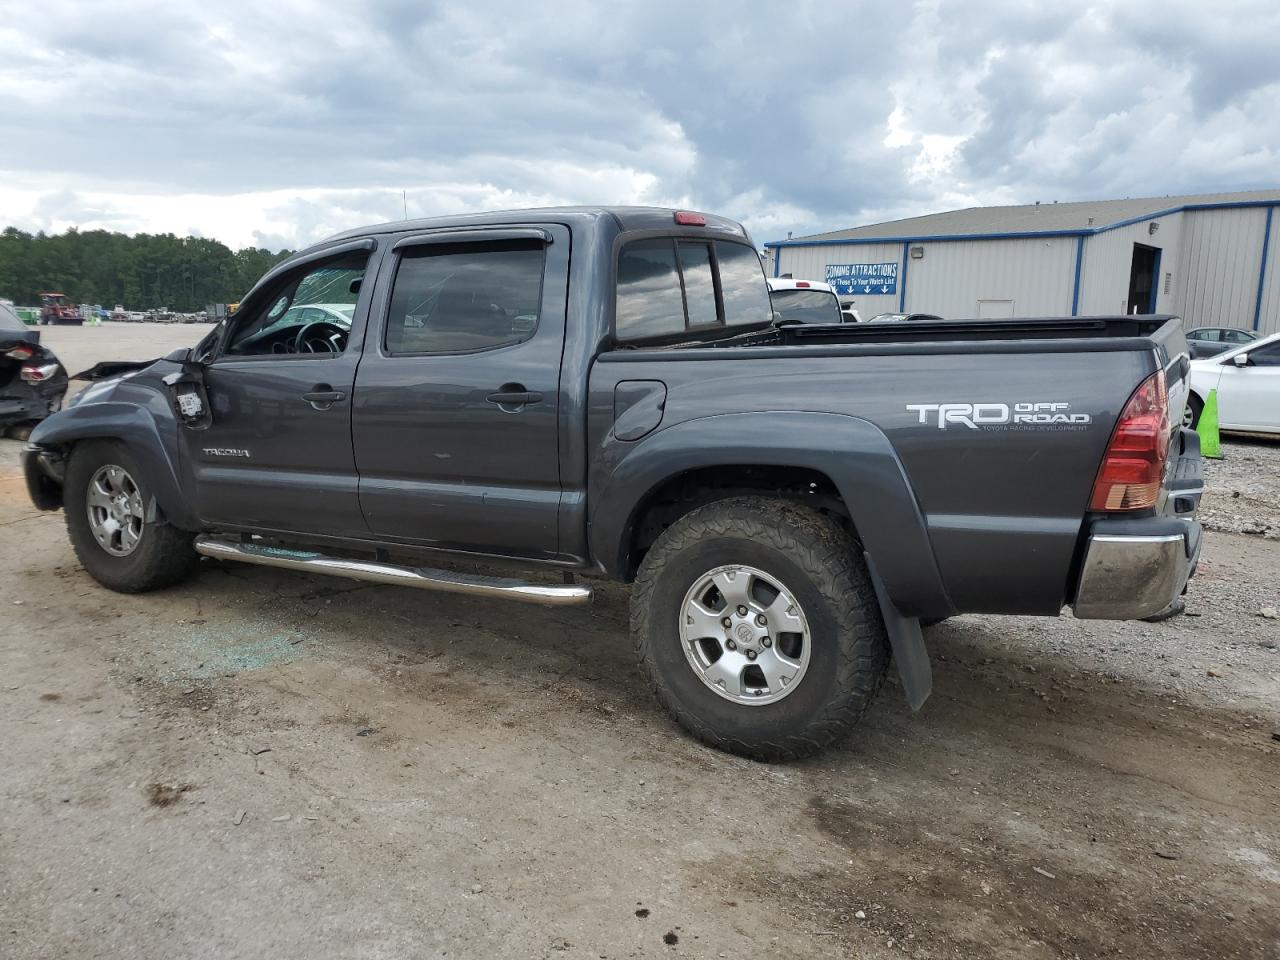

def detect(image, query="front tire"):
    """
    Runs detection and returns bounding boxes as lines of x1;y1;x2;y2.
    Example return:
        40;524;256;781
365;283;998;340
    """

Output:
64;440;199;593
631;497;889;762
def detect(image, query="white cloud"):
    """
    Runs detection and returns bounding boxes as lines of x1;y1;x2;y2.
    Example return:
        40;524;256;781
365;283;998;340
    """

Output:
0;0;1277;249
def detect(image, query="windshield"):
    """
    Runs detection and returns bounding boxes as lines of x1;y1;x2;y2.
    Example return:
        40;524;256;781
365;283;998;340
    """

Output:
770;288;842;324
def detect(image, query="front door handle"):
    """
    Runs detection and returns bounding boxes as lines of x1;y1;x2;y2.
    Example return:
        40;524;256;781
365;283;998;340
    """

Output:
302;386;347;410
486;385;543;408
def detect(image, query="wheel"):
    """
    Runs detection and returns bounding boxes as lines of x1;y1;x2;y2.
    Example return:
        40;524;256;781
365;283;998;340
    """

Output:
1183;393;1203;429
631;497;890;761
64;440;199;593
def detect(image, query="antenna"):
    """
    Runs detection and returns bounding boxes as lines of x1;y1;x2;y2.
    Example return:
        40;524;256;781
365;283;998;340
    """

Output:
402;190;408;219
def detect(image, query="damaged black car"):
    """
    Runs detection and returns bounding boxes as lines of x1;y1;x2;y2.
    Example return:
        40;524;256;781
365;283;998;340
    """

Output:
1;301;67;439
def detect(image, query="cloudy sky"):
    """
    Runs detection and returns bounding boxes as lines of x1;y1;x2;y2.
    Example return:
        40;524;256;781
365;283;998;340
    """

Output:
2;0;1279;251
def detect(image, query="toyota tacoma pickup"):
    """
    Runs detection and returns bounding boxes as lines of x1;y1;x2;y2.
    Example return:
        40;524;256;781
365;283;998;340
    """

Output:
22;206;1203;761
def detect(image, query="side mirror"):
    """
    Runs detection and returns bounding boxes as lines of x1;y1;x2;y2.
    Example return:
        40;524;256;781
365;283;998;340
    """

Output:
1232;352;1250;367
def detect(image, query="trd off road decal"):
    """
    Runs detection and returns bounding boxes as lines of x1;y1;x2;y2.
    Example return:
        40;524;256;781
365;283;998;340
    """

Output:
906;402;1092;431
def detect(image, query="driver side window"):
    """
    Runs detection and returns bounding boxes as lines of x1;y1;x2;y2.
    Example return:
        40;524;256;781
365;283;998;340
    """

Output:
224;252;369;357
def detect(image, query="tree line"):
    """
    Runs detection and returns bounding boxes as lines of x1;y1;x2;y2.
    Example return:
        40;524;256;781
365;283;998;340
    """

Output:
0;227;293;312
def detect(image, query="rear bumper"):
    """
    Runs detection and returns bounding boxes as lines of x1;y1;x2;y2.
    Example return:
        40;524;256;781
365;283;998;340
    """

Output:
1072;428;1203;620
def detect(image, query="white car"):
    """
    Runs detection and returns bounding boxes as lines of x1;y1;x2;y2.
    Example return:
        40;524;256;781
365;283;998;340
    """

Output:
766;278;857;324
1186;330;1280;435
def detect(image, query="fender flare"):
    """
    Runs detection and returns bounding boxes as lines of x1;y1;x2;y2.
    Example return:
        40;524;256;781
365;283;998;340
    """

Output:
28;402;197;529
590;410;953;619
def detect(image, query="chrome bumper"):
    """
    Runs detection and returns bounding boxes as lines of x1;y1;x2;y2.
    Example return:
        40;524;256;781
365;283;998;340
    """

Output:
1072;524;1200;619
1073;427;1202;620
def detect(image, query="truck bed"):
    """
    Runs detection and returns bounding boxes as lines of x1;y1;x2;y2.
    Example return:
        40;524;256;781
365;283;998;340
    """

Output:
591;315;1191;617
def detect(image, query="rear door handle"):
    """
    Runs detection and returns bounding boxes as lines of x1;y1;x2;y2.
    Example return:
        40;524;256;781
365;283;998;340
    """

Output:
302;387;347;409
486;389;543;407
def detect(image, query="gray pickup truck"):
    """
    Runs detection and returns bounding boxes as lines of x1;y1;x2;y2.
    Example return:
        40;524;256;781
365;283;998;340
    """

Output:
22;206;1203;760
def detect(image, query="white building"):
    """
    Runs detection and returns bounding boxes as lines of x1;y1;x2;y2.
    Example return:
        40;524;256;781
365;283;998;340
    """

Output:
765;189;1280;335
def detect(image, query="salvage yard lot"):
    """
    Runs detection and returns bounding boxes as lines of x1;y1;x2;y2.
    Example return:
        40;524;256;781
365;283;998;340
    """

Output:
2;325;1278;959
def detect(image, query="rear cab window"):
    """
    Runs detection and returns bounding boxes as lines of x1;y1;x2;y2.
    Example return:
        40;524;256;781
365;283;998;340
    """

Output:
616;238;771;344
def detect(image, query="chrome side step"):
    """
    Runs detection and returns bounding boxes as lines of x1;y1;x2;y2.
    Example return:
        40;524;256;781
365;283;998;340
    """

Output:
193;536;593;607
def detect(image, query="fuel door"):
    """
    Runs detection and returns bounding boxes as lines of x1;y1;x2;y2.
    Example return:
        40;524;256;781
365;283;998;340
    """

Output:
613;380;667;441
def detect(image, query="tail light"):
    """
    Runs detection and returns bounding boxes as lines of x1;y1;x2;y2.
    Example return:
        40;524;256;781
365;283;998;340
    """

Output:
5;344;35;360
20;363;60;383
1089;371;1170;511
795;281;811;287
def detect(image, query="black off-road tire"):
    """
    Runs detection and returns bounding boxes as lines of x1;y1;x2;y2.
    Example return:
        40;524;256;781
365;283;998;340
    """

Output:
631;497;890;762
64;440;199;593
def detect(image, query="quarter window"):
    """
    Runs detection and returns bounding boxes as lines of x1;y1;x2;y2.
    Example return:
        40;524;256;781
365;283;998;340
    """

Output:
384;241;546;355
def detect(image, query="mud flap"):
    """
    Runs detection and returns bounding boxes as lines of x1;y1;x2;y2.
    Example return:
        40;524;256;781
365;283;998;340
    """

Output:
864;551;932;711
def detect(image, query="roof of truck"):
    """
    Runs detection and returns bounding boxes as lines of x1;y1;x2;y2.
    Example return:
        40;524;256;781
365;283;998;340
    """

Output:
323;206;749;245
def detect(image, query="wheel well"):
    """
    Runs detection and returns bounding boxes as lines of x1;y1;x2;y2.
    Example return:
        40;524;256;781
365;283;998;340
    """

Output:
623;465;854;580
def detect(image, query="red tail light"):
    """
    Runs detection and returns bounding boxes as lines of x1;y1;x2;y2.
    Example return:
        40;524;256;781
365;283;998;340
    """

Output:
1089;371;1170;511
5;344;35;360
674;211;706;226
795;281;811;287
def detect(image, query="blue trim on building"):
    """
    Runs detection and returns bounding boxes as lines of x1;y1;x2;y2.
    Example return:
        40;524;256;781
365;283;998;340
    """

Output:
765;229;1087;249
1253;205;1274;331
898;242;909;311
1148;247;1163;313
1070;235;1084;316
763;198;1280;251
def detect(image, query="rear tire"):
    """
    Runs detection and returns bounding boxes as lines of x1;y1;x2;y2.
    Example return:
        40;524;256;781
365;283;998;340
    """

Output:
631;497;890;762
64;440;199;593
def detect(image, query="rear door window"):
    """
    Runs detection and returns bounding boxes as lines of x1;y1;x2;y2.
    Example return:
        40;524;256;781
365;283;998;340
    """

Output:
384;241;545;355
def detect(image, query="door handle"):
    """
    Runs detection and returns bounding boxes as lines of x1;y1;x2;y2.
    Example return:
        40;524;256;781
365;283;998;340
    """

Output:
302;386;347;410
486;387;543;408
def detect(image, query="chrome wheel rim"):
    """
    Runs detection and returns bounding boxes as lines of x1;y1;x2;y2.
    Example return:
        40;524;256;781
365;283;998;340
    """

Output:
1182;404;1194;428
678;564;811;706
86;464;145;557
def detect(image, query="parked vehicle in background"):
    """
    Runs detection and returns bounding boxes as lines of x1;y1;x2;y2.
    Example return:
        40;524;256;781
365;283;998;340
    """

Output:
0;301;67;438
766;278;844;325
839;303;862;323
867;312;945;324
1185;326;1256;359
38;292;83;326
111;305;129;322
1186;331;1280;435
22;207;1202;762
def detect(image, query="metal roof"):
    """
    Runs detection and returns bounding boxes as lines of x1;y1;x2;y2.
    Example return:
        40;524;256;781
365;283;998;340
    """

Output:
773;188;1280;246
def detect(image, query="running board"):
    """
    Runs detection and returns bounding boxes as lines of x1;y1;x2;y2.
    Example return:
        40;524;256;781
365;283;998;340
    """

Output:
193;536;593;607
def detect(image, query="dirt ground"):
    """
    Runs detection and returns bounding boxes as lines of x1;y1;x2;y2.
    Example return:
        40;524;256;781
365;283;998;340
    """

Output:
1;324;1278;959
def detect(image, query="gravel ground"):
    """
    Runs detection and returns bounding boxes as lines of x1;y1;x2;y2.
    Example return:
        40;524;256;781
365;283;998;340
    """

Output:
1202;437;1280;540
1;325;1278;959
